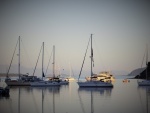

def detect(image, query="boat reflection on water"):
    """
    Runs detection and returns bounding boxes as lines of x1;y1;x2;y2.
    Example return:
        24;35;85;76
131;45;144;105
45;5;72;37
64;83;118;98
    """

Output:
7;86;61;113
1;79;149;113
31;86;60;113
138;86;150;113
78;87;113;113
78;87;113;97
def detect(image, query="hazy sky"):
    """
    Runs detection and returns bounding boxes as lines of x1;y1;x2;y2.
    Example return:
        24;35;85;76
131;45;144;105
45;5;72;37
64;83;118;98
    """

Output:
0;0;150;76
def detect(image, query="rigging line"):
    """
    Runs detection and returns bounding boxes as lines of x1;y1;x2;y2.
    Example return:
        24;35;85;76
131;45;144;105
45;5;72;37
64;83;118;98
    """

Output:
45;49;53;75
78;37;91;81
139;46;147;79
6;38;19;77
20;38;34;71
141;46;147;69
32;44;43;76
146;44;148;65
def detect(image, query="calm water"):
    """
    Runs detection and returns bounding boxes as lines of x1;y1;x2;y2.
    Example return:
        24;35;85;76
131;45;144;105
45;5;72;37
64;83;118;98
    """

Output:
0;78;150;113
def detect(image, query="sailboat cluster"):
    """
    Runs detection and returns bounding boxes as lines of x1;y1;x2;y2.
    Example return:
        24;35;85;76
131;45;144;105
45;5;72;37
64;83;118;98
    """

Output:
5;37;69;87
4;35;115;87
4;34;150;88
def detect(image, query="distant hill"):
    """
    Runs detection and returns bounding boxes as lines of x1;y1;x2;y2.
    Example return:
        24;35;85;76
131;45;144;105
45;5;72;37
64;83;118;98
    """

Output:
128;62;150;79
0;73;28;77
128;67;146;77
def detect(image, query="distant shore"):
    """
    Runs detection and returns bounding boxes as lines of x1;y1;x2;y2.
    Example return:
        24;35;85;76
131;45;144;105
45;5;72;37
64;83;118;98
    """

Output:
0;73;19;77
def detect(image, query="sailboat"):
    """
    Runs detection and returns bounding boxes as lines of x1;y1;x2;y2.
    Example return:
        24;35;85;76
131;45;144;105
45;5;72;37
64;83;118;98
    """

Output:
77;34;113;87
138;45;150;86
5;36;35;86
47;45;69;85
64;62;75;81
30;43;61;86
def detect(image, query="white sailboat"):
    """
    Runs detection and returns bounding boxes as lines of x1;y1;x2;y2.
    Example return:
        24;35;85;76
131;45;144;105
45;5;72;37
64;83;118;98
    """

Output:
46;45;69;85
138;45;150;86
77;34;113;87
30;43;60;86
5;36;33;86
64;62;75;81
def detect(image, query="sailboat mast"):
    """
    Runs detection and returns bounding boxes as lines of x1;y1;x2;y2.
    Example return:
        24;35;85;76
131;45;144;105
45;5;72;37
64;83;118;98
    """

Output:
18;36;20;80
42;42;44;80
146;44;148;80
53;45;55;77
91;34;93;77
69;62;71;78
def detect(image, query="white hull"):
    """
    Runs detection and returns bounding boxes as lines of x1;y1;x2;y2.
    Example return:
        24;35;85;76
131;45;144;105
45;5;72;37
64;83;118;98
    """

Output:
30;81;61;87
59;81;69;85
5;81;30;86
138;80;150;86
77;81;113;87
48;77;69;85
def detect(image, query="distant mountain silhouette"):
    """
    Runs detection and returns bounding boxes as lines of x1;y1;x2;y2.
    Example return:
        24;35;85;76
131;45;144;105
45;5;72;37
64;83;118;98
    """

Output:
128;67;146;77
134;62;150;79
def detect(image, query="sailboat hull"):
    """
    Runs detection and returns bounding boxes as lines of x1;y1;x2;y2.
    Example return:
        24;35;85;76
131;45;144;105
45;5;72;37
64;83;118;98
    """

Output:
59;81;69;85
30;81;61;87
138;80;150;86
5;81;30;86
77;81;113;87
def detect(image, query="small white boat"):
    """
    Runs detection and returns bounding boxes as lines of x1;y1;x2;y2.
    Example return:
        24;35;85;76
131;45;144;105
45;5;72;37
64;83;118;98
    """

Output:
123;79;130;83
65;62;76;82
48;77;69;85
77;34;113;87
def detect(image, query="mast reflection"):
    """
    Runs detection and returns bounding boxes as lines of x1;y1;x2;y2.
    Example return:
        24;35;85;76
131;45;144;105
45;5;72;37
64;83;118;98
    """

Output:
78;87;113;113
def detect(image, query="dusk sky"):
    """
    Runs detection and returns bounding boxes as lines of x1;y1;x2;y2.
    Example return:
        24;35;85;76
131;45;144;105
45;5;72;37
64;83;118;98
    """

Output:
0;0;150;77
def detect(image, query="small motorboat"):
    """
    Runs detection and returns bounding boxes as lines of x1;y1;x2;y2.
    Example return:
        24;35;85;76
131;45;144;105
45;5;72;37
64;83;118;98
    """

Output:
123;79;130;83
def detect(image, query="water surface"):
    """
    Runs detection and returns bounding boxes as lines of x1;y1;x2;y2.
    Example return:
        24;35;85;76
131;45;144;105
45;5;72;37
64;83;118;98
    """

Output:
0;78;150;113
